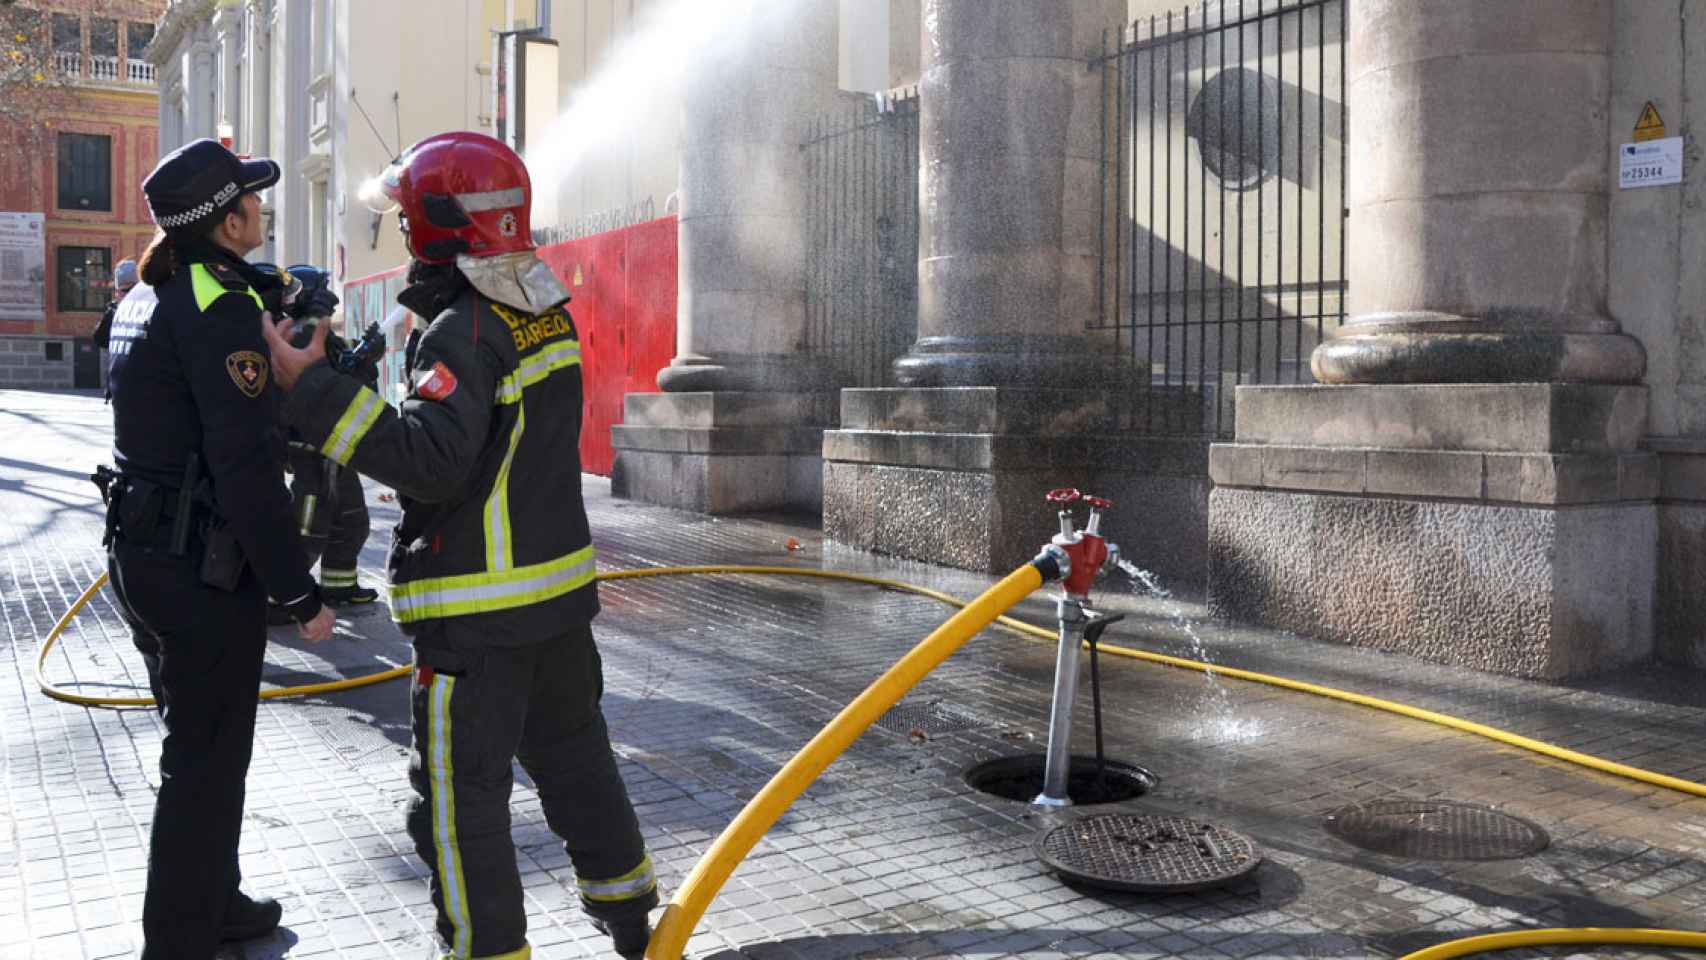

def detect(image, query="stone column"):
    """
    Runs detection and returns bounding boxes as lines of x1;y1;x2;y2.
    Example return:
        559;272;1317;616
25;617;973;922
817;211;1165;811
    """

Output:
244;0;270;156
822;0;1202;580
611;0;842;514
213;6;242;137
184;27;216;140
1313;0;1645;385
893;0;1119;386
655;0;841;393
1208;0;1658;679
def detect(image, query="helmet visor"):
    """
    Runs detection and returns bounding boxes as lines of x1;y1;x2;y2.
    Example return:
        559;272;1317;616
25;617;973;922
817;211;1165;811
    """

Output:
358;164;403;215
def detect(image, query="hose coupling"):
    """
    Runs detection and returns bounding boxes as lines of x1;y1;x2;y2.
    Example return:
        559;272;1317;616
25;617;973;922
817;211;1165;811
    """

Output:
1032;543;1071;583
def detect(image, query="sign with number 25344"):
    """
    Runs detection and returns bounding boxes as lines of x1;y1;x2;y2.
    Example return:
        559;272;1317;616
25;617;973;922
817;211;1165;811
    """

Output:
1620;137;1683;189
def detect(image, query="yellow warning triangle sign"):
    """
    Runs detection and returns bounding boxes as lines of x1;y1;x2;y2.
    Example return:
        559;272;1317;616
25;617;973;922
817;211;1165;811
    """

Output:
572;264;584;286
1634;101;1666;142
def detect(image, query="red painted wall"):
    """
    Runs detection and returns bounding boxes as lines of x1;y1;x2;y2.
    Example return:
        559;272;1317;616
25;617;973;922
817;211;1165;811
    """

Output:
340;215;678;477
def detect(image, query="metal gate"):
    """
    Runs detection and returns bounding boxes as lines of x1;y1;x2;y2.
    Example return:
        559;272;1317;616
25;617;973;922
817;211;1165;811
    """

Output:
1096;0;1347;437
801;89;920;389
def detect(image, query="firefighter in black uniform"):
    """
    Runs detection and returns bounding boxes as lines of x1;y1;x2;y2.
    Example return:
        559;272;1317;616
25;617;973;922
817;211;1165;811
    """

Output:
103;138;336;960
264;132;657;960
256;263;382;615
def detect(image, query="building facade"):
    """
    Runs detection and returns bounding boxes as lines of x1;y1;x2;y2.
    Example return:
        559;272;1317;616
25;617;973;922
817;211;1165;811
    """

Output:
0;0;164;389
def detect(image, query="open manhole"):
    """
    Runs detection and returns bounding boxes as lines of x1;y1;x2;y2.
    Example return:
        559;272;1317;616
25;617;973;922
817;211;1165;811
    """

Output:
1036;814;1262;893
1324;799;1549;861
875;700;980;737
964;754;1156;805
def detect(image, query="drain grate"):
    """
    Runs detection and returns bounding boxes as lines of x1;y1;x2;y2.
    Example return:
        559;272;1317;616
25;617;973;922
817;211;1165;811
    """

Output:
875;700;980;736
1035;814;1261;893
1324;799;1549;861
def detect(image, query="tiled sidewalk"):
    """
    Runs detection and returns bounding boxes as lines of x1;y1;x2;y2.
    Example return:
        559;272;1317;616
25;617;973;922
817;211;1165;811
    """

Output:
4;389;1705;959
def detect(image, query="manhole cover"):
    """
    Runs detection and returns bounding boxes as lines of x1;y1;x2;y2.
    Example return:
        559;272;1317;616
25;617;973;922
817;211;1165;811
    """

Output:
876;700;980;736
1035;814;1261;893
1324;799;1549;861
964;754;1157;805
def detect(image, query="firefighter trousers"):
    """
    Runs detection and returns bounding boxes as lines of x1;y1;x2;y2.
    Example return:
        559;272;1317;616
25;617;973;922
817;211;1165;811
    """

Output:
108;537;267;960
288;446;369;586
407;621;656;959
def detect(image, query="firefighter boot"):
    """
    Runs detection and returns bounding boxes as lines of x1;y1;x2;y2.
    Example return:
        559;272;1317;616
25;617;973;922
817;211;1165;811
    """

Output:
592;918;650;960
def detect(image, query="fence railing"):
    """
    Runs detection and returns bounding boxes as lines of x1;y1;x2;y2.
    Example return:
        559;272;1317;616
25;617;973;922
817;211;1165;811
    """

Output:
801;88;920;389
54;51;81;77
126;59;156;85
89;54;119;83
1096;0;1346;437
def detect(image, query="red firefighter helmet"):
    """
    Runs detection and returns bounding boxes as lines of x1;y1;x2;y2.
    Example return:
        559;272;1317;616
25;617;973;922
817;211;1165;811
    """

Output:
359;131;533;264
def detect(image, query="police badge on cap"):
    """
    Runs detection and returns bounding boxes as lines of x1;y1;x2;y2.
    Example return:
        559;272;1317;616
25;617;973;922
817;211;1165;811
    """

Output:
143;139;281;236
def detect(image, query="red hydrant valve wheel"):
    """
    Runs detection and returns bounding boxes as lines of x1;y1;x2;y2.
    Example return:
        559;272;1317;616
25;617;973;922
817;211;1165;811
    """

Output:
1046;488;1082;505
1082;495;1113;509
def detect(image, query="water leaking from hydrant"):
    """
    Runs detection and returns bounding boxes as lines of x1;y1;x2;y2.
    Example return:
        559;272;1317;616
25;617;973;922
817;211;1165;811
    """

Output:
1114;559;1264;748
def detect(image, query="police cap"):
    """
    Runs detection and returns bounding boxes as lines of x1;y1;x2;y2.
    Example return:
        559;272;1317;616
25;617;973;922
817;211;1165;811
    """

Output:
142;138;280;236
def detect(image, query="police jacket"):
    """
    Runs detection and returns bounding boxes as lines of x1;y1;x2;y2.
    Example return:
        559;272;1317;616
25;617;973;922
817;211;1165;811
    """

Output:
282;263;596;641
107;238;320;620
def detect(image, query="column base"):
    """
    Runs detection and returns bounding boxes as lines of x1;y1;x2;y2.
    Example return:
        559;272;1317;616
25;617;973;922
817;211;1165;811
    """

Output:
655;354;837;393
610;392;835;514
1209;383;1658;679
1312;313;1647;385
892;336;1131;388
823;387;1210;585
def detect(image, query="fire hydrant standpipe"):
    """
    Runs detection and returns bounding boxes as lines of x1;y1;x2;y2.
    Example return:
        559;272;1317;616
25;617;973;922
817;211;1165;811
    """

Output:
1035;489;1123;806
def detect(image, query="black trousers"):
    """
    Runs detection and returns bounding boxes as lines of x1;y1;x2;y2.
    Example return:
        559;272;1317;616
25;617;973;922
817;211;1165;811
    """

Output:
108;538;267;960
288;448;369;584
408;621;656;959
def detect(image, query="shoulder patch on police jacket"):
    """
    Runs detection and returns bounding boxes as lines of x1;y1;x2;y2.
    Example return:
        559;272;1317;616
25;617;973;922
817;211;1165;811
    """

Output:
226;350;269;397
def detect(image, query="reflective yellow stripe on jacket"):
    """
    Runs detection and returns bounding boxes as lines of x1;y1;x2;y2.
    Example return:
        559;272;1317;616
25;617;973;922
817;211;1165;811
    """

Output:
321;386;385;465
483;402;525;572
496;339;580;405
391;545;597;624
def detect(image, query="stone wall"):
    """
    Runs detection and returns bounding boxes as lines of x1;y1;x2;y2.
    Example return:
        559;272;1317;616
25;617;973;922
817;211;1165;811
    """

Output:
0;337;75;389
1209;487;1657;680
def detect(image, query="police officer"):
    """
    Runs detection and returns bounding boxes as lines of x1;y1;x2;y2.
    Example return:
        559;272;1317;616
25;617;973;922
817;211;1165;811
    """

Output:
265;132;657;960
91;258;137;394
104;138;336;960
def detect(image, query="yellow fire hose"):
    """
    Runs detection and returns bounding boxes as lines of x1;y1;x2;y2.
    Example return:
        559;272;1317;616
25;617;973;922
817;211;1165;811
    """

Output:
37;564;1706;959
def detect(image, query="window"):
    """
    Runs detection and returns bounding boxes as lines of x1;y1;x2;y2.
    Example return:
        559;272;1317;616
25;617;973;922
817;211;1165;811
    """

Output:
45;342;64;362
126;22;155;58
57;247;111;313
51;13;79;53
57;133;112;211
90;18;116;57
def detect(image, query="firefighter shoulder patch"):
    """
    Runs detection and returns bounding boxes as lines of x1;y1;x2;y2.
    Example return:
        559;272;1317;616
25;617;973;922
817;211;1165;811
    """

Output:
225;350;268;397
414;361;458;401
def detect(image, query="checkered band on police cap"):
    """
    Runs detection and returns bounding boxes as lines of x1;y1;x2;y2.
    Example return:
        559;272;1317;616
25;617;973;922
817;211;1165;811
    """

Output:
143;139;281;234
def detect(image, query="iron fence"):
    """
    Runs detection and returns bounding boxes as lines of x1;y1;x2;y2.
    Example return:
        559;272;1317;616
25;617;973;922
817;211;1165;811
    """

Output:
1097;0;1346;437
801;88;920;389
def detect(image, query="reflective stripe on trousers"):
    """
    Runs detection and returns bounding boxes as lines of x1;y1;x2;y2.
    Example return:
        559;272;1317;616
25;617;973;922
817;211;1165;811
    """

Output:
426;673;476;957
389;545;596;624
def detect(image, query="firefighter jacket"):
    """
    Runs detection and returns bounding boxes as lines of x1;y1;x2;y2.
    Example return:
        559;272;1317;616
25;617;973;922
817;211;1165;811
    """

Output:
281;266;597;641
106;239;320;620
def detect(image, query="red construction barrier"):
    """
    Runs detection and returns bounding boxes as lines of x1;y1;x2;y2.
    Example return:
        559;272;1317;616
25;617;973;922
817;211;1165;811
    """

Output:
536;215;678;476
338;216;678;478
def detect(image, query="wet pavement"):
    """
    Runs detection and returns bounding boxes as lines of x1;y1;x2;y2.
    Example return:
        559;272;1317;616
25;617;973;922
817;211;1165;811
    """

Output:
4;387;1706;959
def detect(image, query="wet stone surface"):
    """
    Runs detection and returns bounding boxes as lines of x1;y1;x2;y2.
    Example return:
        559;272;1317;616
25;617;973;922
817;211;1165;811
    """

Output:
4;389;1706;959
